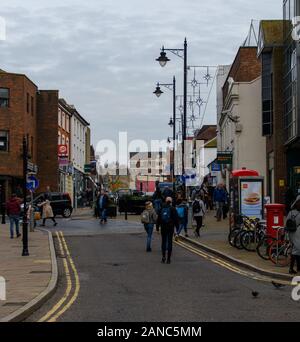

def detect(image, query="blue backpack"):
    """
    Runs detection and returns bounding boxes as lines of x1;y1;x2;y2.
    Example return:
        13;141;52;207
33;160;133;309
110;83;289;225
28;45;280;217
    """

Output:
176;206;185;219
161;207;172;224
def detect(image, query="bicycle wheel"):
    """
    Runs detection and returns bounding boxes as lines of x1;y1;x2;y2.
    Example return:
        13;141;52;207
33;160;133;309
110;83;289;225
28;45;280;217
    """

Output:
241;230;256;252
269;240;291;267
228;228;240;248
256;236;276;260
234;230;244;250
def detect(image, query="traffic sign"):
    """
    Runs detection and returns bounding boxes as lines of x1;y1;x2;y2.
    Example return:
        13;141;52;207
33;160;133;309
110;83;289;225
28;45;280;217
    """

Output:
27;161;38;174
26;175;39;192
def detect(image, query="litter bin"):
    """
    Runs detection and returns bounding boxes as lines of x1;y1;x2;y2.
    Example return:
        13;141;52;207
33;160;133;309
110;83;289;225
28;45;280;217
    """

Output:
265;204;285;239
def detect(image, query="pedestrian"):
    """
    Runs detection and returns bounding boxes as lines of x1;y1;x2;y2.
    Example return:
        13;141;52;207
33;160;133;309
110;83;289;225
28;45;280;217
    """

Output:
38;198;57;227
222;187;230;219
162;186;174;202
157;197;179;264
213;184;227;221
286;195;300;275
97;190;109;224
141;201;158;252
6;193;22;239
175;199;189;238
152;185;163;215
192;194;206;237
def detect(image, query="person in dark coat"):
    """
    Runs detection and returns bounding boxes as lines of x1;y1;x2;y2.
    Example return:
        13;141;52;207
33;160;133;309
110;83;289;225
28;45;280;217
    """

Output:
97;190;109;224
157;197;179;264
6;194;22;238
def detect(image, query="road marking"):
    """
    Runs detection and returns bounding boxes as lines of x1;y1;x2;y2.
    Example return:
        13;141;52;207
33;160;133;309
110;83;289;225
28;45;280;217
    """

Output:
38;231;72;322
175;240;291;286
47;232;80;322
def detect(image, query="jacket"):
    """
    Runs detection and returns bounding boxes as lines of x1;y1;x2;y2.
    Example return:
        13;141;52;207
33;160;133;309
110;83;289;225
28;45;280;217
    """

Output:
192;199;206;217
287;209;300;256
97;194;109;210
144;208;158;224
40;200;54;219
6;198;21;216
213;188;227;203
176;203;189;223
157;203;179;233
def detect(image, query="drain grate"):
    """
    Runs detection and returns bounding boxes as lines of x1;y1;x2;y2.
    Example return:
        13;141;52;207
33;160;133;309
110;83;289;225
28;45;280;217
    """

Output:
3;302;28;307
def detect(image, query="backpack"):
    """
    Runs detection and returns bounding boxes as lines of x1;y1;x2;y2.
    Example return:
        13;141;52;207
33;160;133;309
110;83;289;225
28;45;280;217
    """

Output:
141;210;150;224
193;200;201;214
161;207;172;224
176;206;185;219
285;213;300;233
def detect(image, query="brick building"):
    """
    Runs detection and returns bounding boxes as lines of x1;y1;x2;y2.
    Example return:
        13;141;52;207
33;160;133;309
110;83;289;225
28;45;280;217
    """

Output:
0;69;38;200
257;20;286;203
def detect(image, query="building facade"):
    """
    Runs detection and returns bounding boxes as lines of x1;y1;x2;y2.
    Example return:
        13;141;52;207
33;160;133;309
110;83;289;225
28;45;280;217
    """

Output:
0;69;38;200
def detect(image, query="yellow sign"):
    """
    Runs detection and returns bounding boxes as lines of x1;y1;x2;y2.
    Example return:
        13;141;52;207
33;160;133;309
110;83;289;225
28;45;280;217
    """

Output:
279;179;285;187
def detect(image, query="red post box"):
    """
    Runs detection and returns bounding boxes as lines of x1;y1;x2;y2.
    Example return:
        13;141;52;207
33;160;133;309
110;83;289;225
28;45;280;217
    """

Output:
265;204;285;239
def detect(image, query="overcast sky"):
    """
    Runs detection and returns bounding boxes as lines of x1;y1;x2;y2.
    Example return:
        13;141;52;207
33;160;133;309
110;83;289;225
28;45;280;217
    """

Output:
0;0;282;148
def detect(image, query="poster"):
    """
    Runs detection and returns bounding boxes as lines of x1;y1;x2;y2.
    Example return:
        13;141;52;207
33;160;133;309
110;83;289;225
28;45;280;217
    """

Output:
240;180;263;219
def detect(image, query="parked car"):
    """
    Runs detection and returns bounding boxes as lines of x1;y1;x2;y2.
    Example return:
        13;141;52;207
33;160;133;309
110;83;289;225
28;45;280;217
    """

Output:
32;192;73;218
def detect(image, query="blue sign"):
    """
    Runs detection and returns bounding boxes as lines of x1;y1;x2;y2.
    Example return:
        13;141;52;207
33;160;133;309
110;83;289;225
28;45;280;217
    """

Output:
26;176;39;192
211;162;221;172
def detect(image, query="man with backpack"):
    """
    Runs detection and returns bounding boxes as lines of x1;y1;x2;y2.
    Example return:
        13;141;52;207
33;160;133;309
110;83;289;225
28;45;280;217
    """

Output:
192;194;206;237
157;197;179;264
152;184;163;231
286;195;300;274
141;202;158;252
213;183;227;221
175;199;189;239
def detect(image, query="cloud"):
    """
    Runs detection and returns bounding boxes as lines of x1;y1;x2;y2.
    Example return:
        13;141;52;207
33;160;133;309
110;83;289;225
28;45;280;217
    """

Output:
0;0;282;146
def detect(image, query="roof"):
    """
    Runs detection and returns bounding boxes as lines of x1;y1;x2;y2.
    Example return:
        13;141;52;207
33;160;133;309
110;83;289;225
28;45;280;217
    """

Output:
194;125;217;141
260;20;284;46
0;68;38;88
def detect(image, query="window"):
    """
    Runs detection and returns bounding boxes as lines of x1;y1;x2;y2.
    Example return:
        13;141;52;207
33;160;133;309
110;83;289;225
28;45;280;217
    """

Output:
0;131;9;151
66;116;69;132
0;88;9;108
62;134;65;145
62;112;65;130
31;96;34;116
58;132;61;145
27;93;30;113
58;109;62;127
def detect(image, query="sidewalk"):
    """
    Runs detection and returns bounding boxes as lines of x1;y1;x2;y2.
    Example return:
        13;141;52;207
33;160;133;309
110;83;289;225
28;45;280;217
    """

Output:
0;224;57;321
181;210;293;280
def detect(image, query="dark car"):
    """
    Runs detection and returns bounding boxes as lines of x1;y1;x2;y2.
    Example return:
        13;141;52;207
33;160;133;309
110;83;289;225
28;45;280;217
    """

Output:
33;192;73;218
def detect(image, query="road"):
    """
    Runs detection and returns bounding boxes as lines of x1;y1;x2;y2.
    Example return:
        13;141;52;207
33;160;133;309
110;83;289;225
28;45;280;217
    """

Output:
26;217;300;322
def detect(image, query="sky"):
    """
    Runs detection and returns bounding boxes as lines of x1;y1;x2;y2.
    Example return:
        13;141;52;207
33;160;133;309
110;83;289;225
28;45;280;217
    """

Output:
0;0;282;150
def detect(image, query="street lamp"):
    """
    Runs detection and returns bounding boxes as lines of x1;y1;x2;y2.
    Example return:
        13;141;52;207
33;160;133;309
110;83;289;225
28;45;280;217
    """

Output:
153;76;176;193
156;38;188;198
22;136;29;256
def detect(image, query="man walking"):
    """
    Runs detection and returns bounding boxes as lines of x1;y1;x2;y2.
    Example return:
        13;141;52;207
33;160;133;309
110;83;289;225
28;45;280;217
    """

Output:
213;184;227;222
6;194;21;239
97;190;109;224
157;197;179;264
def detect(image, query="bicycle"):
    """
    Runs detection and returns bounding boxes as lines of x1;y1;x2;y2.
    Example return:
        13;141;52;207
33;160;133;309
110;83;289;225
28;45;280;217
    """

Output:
268;227;292;267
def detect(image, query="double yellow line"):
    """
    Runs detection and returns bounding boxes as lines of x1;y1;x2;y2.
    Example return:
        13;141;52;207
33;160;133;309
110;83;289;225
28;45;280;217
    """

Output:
39;231;80;322
175;239;291;286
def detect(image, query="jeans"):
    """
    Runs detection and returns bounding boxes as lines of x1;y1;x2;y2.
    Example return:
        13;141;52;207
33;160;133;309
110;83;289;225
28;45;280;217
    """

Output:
194;216;203;236
176;221;188;235
161;229;174;258
216;202;224;220
9;215;20;237
99;209;107;222
144;223;154;251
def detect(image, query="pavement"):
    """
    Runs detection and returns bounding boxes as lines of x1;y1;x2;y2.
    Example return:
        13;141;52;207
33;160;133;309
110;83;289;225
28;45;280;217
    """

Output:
0;223;57;322
178;210;293;280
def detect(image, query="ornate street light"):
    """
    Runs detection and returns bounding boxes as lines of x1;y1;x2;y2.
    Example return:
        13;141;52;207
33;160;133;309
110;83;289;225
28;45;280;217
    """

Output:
153;84;163;98
156;49;170;67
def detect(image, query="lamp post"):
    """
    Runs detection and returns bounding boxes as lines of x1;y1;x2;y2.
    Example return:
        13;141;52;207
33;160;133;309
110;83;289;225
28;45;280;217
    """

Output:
153;76;176;193
22;136;29;256
156;38;188;198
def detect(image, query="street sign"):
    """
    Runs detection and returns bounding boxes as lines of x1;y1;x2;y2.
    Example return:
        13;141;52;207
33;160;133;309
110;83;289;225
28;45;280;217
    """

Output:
27;161;38;174
84;164;92;173
217;152;233;165
58;144;68;157
26;175;39;192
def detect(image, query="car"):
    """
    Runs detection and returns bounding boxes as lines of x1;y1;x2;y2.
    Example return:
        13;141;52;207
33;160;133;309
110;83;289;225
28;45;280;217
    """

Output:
32;192;73;218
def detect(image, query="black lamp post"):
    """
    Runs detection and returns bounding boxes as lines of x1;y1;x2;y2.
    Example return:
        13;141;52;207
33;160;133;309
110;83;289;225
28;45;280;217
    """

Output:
153;76;176;193
156;39;188;198
22;136;29;256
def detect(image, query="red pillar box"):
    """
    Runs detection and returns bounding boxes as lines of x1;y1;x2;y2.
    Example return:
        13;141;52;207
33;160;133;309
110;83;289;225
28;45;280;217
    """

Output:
265;204;285;239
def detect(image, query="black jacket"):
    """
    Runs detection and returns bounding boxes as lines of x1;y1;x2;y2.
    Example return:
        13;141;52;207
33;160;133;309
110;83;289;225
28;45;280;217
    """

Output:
157;203;179;233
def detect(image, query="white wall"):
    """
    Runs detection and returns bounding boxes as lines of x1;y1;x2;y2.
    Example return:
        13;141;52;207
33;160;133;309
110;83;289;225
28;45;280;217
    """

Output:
71;114;88;173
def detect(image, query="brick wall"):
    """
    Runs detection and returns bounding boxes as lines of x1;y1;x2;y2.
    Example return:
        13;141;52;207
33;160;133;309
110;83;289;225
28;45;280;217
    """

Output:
37;90;59;192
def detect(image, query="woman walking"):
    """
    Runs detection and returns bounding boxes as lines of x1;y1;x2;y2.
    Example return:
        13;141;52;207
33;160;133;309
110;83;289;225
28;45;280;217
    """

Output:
141;201;157;252
192;195;206;237
39;198;57;227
